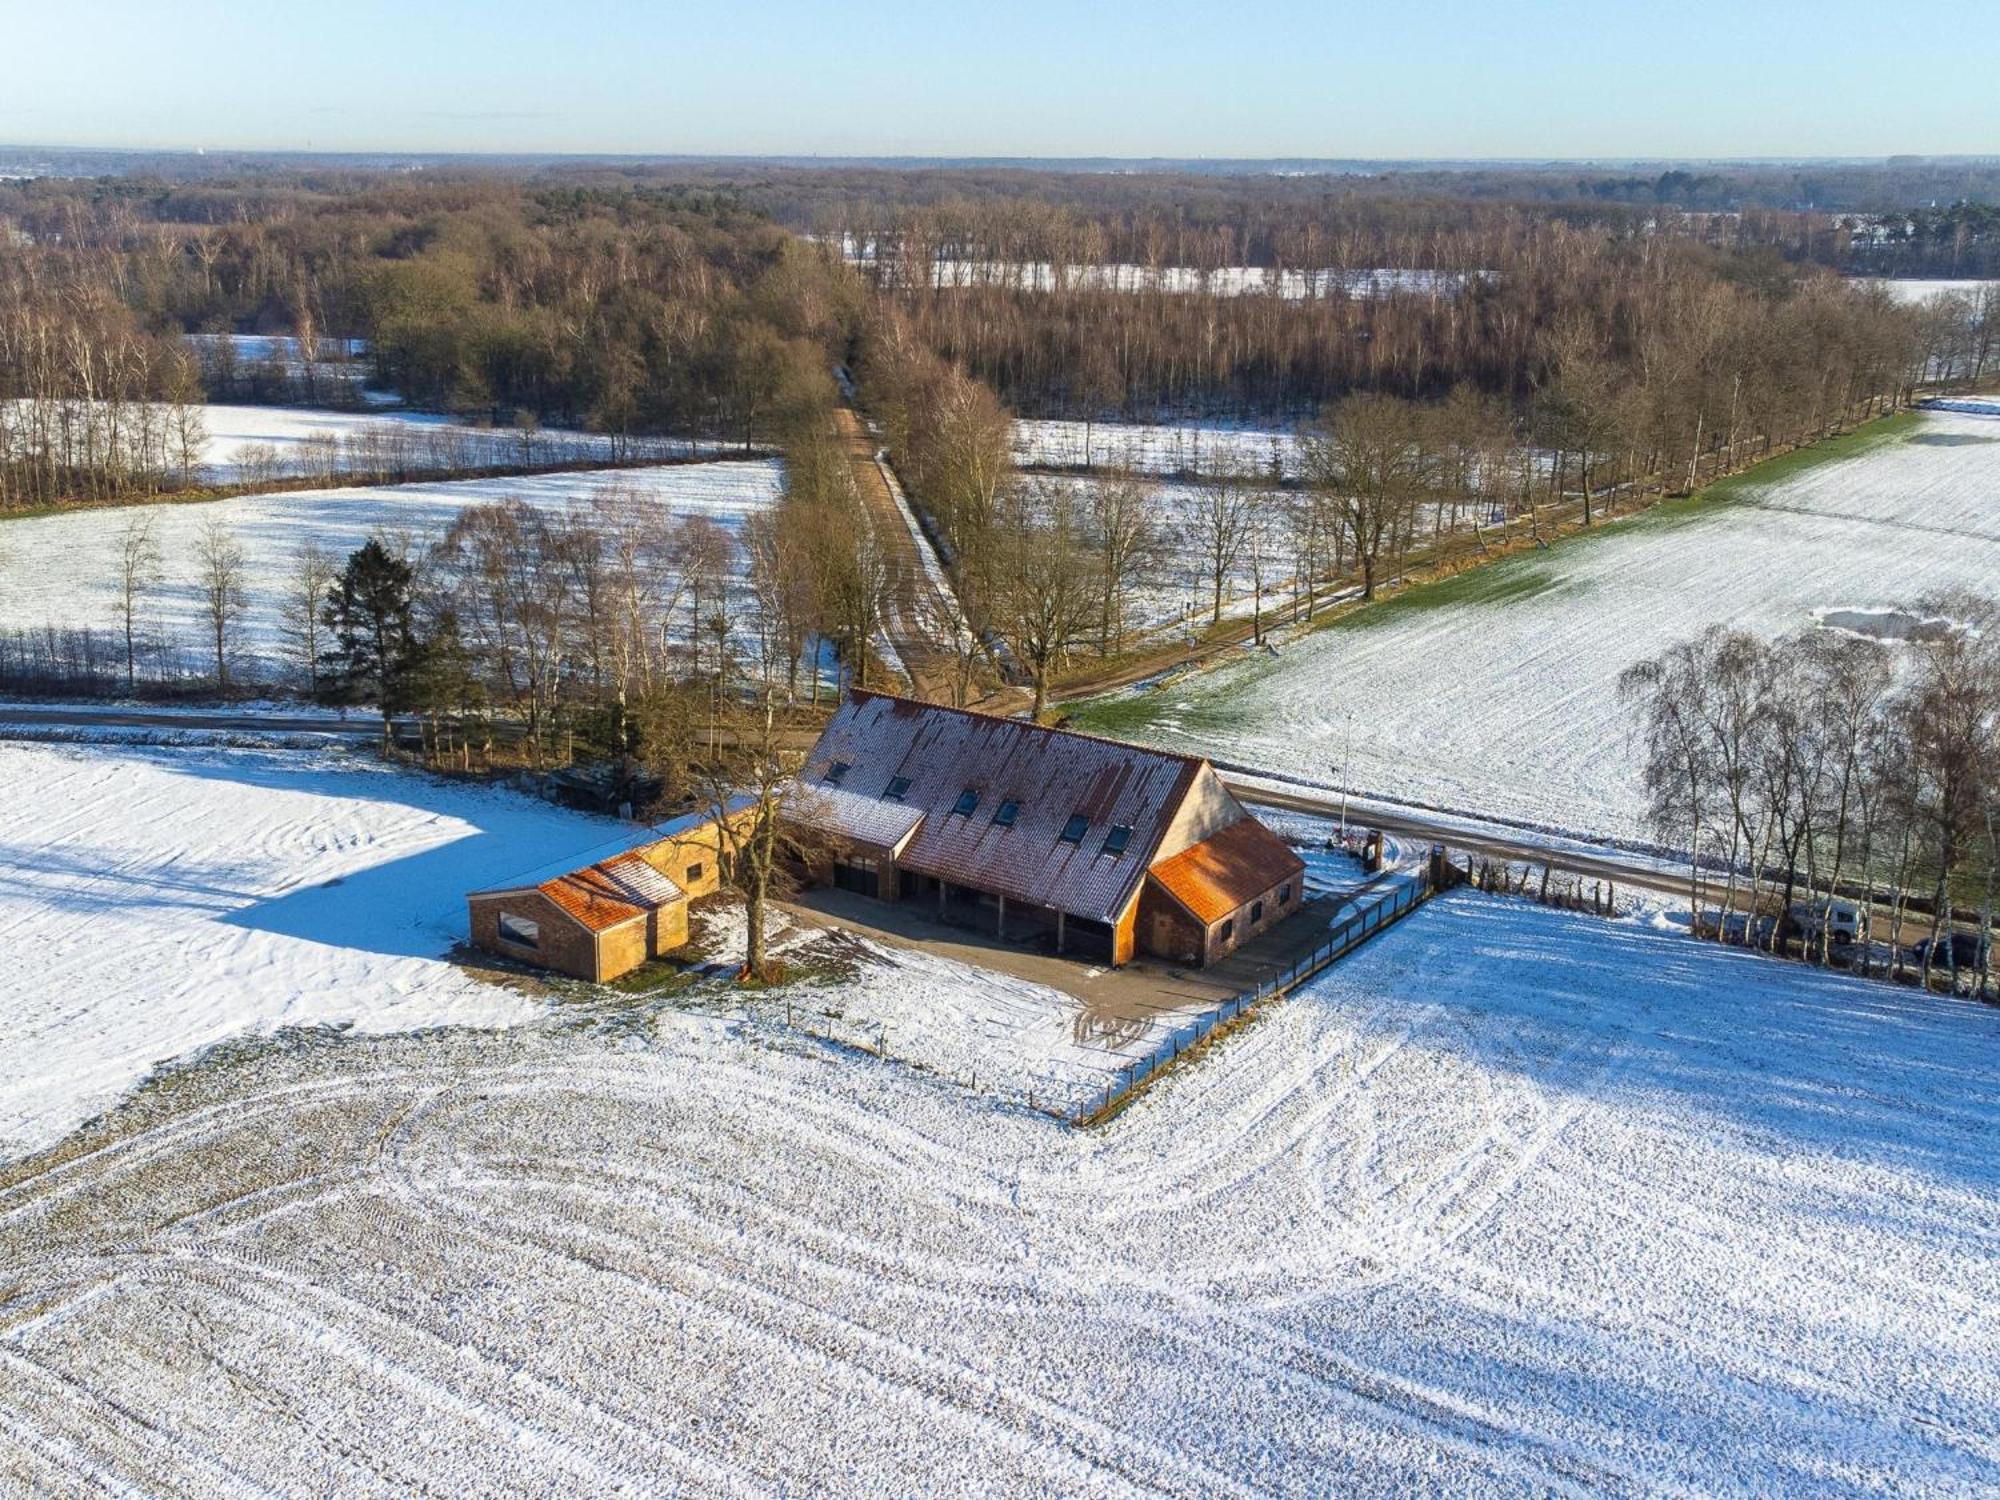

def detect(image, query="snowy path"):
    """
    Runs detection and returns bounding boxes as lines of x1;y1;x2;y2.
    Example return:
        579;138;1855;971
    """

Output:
2;891;1996;1494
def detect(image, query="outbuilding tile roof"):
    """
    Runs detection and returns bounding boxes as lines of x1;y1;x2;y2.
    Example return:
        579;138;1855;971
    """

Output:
538;855;687;934
804;691;1202;924
1147;817;1305;927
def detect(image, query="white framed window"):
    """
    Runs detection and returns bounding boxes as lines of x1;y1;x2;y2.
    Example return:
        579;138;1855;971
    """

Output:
498;912;540;949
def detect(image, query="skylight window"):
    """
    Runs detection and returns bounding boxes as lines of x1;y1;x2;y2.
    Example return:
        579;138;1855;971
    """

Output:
1058;812;1090;844
884;775;912;801
993;798;1021;828
953;788;980;816
1104;824;1133;856
824;761;851;787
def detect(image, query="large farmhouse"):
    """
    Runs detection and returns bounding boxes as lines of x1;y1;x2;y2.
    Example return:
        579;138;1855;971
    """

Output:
798;691;1304;966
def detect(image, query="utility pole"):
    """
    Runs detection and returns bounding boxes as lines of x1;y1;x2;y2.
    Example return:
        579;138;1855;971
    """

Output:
1337;709;1353;847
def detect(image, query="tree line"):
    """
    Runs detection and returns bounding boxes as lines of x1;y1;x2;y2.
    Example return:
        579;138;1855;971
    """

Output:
1622;601;2000;997
0;175;863;504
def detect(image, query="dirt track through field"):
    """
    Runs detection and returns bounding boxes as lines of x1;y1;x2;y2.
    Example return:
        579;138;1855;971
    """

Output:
839;408;959;701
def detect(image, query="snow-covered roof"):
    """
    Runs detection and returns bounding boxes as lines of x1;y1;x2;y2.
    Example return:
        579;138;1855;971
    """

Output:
803;692;1202;924
792;782;927;854
471;797;755;899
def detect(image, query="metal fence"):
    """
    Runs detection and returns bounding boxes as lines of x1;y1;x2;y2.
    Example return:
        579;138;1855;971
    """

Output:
1074;871;1434;1124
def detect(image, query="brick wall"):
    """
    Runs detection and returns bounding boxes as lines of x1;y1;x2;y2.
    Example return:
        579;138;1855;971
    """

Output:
468;891;599;980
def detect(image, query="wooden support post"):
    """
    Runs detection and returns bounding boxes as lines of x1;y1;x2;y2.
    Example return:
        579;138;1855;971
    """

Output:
997;893;1007;941
1056;911;1066;954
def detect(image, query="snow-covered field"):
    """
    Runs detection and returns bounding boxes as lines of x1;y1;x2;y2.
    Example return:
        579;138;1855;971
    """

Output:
0;739;1234;1157
1867;277;2000;305
190;402;726;484
0;741;569;1158
0;459;782;678
1084;406;2000;844
3;889;1994;1493
836;241;1474;300
1030;471;1300;634
1014;415;1303;478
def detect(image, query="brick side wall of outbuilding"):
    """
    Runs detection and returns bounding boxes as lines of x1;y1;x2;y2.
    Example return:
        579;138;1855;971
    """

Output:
468;890;600;980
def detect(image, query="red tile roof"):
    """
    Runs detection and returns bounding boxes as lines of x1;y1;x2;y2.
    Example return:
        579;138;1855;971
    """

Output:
1147;818;1305;928
537;855;686;934
805;691;1202;924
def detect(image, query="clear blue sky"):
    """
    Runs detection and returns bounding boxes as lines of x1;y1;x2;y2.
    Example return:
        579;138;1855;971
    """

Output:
5;0;1995;159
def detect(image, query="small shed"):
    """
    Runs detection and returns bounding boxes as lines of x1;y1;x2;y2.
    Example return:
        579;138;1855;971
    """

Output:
468;850;688;983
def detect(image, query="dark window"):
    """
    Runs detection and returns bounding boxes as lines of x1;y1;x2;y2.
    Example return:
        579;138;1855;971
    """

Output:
1059;813;1090;844
993;798;1021;828
1103;824;1133;856
953;788;980;816
1281;883;1293;905
824;760;851;787
498;912;539;949
884;775;912;801
1251;900;1265;924
685;863;704;884
1220;918;1235;943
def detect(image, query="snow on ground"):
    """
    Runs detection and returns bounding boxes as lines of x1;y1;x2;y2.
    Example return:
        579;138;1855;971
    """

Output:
0;740;595;1157
189;402;727;484
836;242;1474;300
1866;277;2000;305
2;891;1994;1493
1028;471;1301;636
0;459;783;679
1086;406;2000;845
1014;415;1303;478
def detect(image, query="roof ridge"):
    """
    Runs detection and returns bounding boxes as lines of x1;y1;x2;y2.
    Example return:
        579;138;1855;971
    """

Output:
846;688;1207;771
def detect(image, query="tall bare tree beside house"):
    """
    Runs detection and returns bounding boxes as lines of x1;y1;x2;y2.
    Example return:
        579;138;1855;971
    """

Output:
115;513;162;692
689;690;831;983
195;517;248;690
991;479;1095;719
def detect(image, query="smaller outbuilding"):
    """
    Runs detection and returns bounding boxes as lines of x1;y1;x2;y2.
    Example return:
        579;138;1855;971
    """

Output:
466;802;750;983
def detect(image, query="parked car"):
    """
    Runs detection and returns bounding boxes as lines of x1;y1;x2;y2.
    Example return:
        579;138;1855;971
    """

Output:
1715;912;1780;948
1791;900;1862;947
1912;932;1990;970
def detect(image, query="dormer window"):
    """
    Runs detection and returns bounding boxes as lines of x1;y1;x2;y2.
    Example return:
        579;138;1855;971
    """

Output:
824;760;851;787
1058;812;1090;844
1103;825;1133;856
884;775;912;801
993;798;1021;828
953;788;980;816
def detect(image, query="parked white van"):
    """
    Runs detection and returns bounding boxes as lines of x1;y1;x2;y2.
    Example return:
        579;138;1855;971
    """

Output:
1792;900;1862;946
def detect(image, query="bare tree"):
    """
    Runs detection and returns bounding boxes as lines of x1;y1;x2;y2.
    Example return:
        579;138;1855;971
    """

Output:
1083;469;1158;652
194;517;248;690
1188;464;1253;625
281;540;339;696
1302;394;1423;602
990;480;1095;718
114;513;162;692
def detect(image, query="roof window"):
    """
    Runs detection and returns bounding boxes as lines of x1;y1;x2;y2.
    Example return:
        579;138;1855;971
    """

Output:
1059;813;1090;844
993;798;1021;828
953;788;980;816
884;775;912;801
824;760;851;787
1103;825;1133;856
